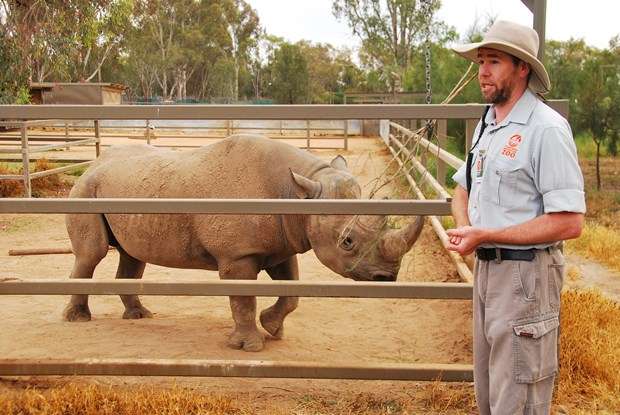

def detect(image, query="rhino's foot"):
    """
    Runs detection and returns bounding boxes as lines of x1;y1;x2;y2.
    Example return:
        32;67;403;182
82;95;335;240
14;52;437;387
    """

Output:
260;308;284;340
227;328;265;352
122;306;153;320
63;304;91;322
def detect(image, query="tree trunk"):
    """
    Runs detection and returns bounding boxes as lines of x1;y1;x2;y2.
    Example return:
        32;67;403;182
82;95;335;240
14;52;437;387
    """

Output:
596;140;601;190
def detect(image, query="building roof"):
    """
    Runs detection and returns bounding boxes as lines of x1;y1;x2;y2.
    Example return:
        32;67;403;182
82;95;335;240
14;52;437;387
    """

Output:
29;82;127;91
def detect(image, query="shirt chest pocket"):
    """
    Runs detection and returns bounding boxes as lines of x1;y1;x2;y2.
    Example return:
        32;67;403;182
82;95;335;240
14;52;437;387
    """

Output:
481;159;520;206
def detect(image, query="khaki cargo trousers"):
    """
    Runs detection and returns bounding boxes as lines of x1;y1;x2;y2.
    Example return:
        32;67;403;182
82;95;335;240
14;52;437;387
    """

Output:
473;248;564;414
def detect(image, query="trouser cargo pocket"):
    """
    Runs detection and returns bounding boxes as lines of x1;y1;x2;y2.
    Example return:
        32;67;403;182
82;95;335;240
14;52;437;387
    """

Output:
512;313;559;383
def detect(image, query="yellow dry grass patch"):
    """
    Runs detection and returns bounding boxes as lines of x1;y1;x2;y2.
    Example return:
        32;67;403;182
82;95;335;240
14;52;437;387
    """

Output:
0;384;242;415
566;222;620;273
557;289;620;412
0;159;68;197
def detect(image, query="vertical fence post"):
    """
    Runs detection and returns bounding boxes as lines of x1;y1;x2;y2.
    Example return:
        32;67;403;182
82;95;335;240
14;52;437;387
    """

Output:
465;119;477;154
420;120;428;168
145;120;151;145
437;120;447;187
20;122;31;198
343;119;348;151
64;122;70;150
306;120;310;149
94;120;101;157
280;120;283;136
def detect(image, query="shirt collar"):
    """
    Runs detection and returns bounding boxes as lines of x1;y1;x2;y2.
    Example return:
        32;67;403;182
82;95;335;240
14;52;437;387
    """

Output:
485;89;539;129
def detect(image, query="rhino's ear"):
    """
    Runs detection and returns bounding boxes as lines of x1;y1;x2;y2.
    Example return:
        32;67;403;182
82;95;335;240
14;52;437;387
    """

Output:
330;155;348;171
290;169;322;199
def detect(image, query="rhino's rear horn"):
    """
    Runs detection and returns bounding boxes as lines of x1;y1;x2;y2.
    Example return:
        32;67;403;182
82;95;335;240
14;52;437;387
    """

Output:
290;170;322;199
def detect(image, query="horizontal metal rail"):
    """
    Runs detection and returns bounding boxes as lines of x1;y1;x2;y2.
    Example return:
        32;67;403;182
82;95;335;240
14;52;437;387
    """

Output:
29;161;93;179
0;358;473;382
391;122;464;169
0;198;452;215
0;102;569;120
390;135;452;200
28;137;98;154
0;279;473;299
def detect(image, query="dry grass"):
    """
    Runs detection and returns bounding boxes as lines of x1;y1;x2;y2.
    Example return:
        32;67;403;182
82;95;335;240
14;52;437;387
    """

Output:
556;289;620;412
0;159;70;197
566;222;620;273
0;383;243;415
0;383;479;415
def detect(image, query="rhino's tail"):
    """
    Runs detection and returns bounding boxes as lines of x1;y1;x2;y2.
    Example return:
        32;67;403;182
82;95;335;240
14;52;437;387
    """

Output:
102;214;120;248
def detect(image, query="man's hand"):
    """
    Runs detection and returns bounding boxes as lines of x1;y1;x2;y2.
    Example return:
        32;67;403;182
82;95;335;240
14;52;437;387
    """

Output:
446;226;488;255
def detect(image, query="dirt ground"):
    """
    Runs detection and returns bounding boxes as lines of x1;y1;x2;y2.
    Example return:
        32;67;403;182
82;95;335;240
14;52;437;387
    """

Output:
0;137;473;411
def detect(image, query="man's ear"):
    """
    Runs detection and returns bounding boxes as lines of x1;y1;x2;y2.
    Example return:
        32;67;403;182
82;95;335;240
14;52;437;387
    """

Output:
330;155;348;171
289;169;322;199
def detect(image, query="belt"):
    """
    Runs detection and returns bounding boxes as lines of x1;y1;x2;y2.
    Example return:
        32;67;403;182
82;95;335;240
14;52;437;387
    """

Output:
476;247;537;262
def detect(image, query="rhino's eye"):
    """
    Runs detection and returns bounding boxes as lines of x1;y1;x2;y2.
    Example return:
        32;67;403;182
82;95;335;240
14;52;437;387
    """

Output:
340;236;354;251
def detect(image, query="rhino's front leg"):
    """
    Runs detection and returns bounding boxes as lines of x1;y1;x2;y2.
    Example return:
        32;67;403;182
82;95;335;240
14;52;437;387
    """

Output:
260;256;299;340
219;257;264;352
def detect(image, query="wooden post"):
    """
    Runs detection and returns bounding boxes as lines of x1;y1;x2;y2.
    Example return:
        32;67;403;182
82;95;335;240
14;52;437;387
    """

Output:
280;120;283;136
94;120;101;157
145;120;151;145
465;119;477;154
522;0;547;61
343;120;348;151
20;123;31;198
437;120;447;187
64;122;70;150
306;120;310;149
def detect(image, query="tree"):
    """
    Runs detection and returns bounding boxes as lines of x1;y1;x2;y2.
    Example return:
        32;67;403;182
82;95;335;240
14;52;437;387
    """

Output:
332;0;450;93
221;0;261;101
0;0;131;83
575;42;620;190
269;42;309;104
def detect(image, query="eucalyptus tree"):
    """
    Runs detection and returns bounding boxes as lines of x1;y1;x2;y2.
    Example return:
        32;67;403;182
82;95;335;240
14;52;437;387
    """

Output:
332;0;450;93
0;0;131;83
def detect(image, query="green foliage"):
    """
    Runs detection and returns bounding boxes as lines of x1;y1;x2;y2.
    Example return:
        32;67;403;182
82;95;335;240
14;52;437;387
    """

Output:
269;43;309;104
333;0;454;93
0;27;28;103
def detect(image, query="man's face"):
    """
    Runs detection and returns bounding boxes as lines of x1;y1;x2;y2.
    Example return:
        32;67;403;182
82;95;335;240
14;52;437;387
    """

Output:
477;48;523;104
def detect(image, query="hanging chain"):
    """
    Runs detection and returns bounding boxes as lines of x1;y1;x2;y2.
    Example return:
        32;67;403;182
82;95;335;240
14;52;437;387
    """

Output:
422;0;433;105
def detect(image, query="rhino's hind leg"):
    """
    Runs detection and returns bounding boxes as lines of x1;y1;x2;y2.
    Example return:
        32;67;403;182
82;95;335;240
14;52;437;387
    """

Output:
63;214;110;322
260;256;299;340
115;247;151;319
220;258;265;352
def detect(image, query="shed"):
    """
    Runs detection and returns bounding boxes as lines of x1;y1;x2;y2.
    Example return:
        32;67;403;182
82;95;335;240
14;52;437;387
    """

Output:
29;82;127;105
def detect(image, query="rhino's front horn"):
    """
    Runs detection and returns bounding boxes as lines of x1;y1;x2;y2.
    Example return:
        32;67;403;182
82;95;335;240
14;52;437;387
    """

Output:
380;216;425;261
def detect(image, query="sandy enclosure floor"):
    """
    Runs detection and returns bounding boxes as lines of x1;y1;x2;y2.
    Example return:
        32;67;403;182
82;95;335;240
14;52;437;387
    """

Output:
0;137;472;403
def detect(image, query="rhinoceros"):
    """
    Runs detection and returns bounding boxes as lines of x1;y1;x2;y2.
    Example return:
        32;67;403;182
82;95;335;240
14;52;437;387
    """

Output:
64;134;424;351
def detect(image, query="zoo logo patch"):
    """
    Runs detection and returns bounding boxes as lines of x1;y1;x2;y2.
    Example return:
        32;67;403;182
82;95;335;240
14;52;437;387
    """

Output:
501;134;522;160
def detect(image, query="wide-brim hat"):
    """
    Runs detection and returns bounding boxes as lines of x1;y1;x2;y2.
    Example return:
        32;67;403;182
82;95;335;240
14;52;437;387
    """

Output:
452;20;551;94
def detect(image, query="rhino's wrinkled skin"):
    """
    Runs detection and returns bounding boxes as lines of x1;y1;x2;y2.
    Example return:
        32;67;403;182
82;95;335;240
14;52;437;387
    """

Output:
64;134;424;351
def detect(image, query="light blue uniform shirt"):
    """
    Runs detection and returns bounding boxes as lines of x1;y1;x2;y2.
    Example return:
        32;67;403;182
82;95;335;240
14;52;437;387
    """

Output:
452;89;586;249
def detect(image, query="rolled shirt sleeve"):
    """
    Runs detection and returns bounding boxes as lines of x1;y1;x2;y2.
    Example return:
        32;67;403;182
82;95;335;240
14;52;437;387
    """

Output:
452;163;467;189
533;126;586;214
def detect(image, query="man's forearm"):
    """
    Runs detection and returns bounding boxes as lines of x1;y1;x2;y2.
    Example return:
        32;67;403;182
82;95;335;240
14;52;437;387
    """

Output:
452;185;470;227
484;212;584;246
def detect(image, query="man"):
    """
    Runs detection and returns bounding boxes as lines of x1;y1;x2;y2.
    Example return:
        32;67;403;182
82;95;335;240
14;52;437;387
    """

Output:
446;20;586;414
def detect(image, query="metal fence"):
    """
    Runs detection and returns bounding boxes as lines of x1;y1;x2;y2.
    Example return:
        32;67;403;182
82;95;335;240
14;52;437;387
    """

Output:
0;102;567;382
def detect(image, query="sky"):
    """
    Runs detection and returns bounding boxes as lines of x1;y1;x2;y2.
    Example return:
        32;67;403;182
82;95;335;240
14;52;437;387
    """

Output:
245;0;620;51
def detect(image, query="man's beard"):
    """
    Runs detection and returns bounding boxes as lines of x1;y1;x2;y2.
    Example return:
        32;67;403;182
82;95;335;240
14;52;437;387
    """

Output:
487;87;509;104
482;75;517;104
